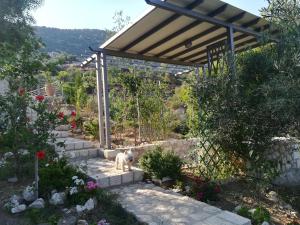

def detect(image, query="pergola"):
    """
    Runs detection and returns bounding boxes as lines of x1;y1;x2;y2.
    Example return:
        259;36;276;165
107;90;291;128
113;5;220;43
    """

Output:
81;0;274;149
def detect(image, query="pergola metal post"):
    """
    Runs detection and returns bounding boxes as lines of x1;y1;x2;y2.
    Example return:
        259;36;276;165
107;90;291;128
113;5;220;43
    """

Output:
96;53;105;147
227;26;236;74
100;52;112;149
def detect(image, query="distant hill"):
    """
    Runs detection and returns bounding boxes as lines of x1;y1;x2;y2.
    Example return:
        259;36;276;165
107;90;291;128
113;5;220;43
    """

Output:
34;26;112;60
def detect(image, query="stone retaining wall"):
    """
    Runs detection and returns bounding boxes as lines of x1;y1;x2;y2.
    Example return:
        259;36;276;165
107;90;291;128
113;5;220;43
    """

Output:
115;138;199;162
268;137;300;186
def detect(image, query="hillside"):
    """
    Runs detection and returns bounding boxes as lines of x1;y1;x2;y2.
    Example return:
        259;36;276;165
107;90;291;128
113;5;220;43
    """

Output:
34;26;112;59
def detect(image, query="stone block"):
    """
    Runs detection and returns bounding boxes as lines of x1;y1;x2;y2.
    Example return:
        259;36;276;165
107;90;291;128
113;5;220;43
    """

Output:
84;141;93;149
103;149;119;160
297;159;300;168
74;142;84;150
79;150;89;158
109;175;122;186
88;149;98;157
293;151;300;160
97;177;109;188
133;168;144;182
122;172;134;184
65;143;74;151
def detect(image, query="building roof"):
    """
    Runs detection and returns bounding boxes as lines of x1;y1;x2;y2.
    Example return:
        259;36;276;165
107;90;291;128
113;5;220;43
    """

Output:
100;0;271;66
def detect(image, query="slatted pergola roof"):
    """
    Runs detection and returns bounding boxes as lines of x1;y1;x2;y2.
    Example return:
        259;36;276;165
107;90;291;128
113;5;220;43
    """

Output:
81;0;274;149
99;0;271;67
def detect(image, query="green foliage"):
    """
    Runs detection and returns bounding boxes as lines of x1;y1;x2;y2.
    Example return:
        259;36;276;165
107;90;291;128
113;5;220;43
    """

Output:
237;206;270;225
237;206;252;219
25;208;60;225
252;207;271;224
39;157;86;197
61;68;88;111
83;119;99;140
139;147;182;180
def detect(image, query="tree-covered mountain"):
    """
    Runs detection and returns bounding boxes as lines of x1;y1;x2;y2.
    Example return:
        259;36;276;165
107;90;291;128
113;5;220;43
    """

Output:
34;26;112;60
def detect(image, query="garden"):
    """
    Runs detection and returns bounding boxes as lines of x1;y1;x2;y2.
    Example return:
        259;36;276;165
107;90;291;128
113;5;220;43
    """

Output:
0;0;300;225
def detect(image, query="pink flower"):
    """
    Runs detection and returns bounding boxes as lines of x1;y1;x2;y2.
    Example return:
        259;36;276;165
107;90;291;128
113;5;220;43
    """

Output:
35;95;45;102
86;181;98;191
71;111;76;117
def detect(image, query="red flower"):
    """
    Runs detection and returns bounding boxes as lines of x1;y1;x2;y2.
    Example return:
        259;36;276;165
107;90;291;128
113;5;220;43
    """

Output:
36;150;46;160
71;111;76;117
35;95;45;102
214;185;221;193
70;121;77;129
18;87;25;96
57;112;64;119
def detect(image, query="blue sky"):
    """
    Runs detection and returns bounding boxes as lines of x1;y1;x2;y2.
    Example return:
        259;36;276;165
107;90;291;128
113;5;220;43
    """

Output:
32;0;268;29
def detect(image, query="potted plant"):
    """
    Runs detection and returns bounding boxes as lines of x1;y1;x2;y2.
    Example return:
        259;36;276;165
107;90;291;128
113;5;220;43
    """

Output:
44;71;55;96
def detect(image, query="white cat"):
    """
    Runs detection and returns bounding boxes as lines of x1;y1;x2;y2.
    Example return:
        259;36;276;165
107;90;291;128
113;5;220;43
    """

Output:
115;149;134;172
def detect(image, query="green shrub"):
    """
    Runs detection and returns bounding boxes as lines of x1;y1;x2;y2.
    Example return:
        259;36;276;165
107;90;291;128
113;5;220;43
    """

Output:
83;119;99;140
139;147;182;180
236;206;270;225
39;157;86;197
252;207;270;224
237;206;252;219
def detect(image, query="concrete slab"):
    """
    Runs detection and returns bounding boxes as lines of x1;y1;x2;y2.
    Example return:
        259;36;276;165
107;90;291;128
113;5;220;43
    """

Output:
85;158;144;188
111;183;251;225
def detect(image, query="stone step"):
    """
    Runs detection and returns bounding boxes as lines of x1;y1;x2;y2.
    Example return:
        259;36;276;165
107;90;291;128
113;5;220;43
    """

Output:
60;148;100;160
52;131;70;138
55;125;71;131
86;159;144;188
55;137;96;151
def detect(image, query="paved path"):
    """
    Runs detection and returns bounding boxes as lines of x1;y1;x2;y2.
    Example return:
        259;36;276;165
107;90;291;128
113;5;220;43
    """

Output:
112;183;251;225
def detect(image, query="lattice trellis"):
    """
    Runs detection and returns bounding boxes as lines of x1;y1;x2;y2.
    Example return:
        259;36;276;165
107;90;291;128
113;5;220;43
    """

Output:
207;39;230;76
186;65;242;180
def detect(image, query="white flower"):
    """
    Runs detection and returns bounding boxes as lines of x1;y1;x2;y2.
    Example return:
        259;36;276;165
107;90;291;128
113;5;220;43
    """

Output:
72;176;78;180
69;186;78;195
4;152;14;159
18;149;29;156
0;160;6;168
45;163;49;167
74;178;84;186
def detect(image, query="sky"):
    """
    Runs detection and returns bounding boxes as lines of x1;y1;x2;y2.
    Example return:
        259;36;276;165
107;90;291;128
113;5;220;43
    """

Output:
32;0;268;30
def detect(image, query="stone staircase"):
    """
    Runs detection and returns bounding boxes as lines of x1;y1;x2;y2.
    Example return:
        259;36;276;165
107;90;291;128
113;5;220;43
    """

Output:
52;126;144;188
52;126;101;161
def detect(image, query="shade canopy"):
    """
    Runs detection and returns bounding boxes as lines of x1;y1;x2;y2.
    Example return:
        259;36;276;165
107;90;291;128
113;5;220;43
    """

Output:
100;0;270;67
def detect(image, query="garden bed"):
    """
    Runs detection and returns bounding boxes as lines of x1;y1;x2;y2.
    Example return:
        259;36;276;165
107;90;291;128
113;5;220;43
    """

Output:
0;178;144;225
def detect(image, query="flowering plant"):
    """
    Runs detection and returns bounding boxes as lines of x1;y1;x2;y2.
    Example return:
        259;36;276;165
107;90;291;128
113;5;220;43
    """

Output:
191;181;221;202
36;150;46;160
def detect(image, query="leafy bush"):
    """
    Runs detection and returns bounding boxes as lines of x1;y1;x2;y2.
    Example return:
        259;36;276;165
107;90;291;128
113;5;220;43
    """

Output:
139;147;182;180
237;206;252;219
252;207;270;224
39;157;86;197
83;119;99;140
236;206;270;225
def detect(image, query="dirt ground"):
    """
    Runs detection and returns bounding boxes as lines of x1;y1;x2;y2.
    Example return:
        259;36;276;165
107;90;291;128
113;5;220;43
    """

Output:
210;178;300;225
